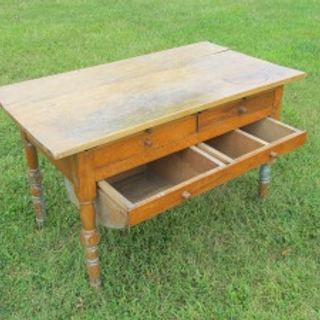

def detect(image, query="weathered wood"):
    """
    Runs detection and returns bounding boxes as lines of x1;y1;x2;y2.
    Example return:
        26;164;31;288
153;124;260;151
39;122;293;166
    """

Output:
93;115;196;169
96;188;129;229
0;43;305;160
75;151;101;287
21;132;46;227
198;89;275;133
94;132;201;180
93;94;273;181
0;42;227;106
23;132;78;184
271;86;284;120
1;42;306;287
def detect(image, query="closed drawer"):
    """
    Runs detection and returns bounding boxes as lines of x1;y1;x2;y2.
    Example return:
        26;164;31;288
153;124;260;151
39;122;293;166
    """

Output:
94;117;305;228
94;115;197;170
197;90;275;137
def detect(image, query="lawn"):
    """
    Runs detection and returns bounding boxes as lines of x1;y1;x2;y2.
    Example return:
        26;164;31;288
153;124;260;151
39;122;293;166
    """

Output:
0;0;320;319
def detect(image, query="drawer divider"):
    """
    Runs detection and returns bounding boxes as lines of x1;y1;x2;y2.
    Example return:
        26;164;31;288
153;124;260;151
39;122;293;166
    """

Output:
189;145;227;167
196;143;233;164
235;129;269;146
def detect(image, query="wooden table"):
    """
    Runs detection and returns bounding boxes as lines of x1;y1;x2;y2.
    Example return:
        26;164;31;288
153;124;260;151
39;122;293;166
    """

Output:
0;42;306;287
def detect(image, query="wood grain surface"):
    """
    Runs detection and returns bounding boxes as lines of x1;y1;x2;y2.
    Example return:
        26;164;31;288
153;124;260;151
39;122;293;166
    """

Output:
0;42;305;159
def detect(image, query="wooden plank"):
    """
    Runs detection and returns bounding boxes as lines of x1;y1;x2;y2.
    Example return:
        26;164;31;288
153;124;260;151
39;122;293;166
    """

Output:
0;42;227;106
0;42;305;159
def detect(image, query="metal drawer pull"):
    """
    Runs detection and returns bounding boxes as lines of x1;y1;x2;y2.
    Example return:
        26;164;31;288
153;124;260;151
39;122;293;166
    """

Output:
144;139;153;147
182;191;191;200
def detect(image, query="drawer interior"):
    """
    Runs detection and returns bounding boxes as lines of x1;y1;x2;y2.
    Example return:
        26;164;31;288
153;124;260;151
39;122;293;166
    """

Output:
241;117;296;142
199;117;301;161
105;147;221;204
201;130;266;160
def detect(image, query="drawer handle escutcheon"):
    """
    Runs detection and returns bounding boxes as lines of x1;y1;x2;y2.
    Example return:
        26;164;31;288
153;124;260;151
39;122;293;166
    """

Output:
182;191;191;200
144;139;153;147
238;106;248;114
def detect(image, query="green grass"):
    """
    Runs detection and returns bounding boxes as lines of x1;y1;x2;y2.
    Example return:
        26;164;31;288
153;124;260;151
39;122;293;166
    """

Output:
1;0;320;319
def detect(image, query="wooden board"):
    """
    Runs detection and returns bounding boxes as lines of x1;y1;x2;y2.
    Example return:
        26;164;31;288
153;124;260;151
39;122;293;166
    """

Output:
0;42;305;159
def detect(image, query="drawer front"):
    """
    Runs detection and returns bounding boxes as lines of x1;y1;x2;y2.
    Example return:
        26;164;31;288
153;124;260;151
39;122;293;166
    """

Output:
198;90;275;136
96;118;306;228
94;115;197;169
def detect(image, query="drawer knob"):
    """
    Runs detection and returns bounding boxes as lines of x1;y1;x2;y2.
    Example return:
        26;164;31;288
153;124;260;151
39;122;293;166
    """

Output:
182;191;191;200
144;139;153;147
238;106;247;114
270;151;278;158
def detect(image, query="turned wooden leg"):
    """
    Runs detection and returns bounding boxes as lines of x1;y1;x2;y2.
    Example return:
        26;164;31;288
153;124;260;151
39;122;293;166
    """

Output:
79;201;101;287
74;151;101;287
22;134;46;227
258;163;271;200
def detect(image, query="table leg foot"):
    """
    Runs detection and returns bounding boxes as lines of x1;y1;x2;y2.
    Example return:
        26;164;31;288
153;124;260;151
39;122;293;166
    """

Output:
258;164;271;200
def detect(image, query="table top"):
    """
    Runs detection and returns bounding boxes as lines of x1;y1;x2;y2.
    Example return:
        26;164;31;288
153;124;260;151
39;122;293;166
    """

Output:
0;41;305;160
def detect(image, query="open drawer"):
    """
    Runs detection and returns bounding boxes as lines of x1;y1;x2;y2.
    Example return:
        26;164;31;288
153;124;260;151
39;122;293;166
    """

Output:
96;146;224;228
95;117;305;228
198;117;306;164
66;117;305;229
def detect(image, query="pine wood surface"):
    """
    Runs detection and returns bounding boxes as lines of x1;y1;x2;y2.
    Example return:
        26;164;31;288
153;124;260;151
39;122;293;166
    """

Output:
0;42;305;160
